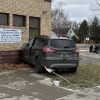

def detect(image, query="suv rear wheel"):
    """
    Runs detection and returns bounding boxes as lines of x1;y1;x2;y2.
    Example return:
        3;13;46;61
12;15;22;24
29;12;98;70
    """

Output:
35;58;44;73
70;67;77;73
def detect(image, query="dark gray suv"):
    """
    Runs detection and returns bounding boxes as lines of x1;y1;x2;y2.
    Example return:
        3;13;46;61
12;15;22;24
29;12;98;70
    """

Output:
21;35;79;73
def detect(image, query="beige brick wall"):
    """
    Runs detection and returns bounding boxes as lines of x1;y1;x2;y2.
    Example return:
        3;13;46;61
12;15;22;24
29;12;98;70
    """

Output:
0;0;51;51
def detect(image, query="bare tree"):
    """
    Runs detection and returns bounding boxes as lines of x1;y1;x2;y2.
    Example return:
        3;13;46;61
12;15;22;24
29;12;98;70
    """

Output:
90;0;100;11
52;2;79;38
52;2;70;35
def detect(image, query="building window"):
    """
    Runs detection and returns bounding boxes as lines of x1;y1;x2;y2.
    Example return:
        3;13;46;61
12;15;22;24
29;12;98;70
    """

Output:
13;14;26;27
0;13;9;25
44;0;51;2
29;17;40;39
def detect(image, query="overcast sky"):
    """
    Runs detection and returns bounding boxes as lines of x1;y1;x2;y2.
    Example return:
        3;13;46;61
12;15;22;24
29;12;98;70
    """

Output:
52;0;99;22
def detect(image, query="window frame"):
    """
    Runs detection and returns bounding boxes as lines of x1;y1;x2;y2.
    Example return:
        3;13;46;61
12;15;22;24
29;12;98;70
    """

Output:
0;12;9;26
13;14;26;27
44;0;51;2
29;16;40;29
29;16;40;39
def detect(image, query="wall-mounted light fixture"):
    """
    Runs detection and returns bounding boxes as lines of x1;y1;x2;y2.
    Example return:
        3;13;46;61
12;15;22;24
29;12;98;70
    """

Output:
42;10;47;14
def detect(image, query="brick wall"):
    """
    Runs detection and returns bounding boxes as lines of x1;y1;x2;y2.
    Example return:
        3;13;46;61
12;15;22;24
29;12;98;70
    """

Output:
0;50;21;64
0;0;51;51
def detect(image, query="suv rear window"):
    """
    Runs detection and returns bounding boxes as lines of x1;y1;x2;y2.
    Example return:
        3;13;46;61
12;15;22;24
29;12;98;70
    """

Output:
49;39;76;48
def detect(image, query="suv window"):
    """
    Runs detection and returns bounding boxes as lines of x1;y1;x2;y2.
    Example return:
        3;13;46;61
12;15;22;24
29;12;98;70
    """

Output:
49;39;76;48
34;37;48;46
26;38;35;48
41;38;48;46
34;38;42;46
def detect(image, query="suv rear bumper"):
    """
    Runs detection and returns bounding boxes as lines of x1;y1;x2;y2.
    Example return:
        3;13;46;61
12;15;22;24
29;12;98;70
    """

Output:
50;63;77;68
40;58;79;69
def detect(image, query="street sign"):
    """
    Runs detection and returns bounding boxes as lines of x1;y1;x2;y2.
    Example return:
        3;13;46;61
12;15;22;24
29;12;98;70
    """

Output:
86;37;89;41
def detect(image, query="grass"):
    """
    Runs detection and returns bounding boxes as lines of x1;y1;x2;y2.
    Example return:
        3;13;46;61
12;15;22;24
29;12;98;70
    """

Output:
47;64;100;89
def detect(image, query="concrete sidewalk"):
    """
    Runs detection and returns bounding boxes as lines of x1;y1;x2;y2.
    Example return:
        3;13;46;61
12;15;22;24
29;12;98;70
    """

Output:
0;68;100;100
0;68;72;100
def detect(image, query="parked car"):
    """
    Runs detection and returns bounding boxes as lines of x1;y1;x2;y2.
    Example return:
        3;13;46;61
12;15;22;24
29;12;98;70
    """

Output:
21;35;79;73
89;43;100;54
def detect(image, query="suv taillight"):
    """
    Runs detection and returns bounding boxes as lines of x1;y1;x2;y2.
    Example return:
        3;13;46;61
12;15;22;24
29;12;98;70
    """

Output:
43;47;55;53
74;48;79;53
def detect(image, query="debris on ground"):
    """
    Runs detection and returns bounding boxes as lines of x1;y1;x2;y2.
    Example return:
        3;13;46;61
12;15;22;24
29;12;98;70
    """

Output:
0;64;30;71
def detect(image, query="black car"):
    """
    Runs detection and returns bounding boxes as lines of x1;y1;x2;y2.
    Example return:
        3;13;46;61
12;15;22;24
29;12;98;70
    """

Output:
89;43;100;54
21;35;79;73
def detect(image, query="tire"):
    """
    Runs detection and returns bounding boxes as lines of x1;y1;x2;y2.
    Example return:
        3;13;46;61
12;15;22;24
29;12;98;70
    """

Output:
70;67;77;73
35;58;44;73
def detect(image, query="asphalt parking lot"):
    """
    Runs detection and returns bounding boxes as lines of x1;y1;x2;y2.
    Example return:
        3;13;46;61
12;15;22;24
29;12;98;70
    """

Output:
79;51;100;65
77;44;100;64
0;45;100;100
